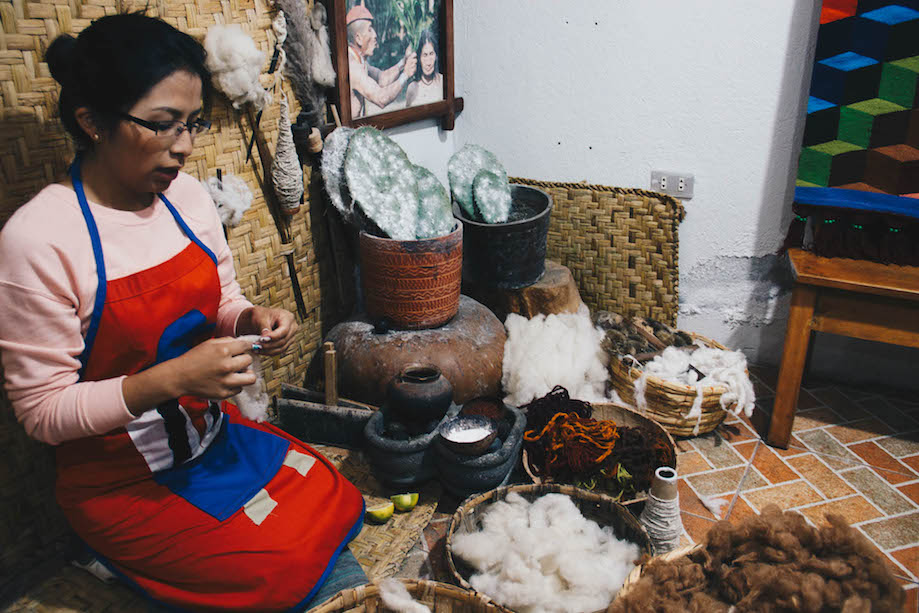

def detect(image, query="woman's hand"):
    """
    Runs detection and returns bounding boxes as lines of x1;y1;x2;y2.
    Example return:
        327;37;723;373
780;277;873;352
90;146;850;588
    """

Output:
173;337;257;398
123;337;256;415
238;306;298;356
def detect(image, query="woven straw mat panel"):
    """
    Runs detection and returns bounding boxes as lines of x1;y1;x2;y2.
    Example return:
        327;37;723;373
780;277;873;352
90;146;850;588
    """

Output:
511;177;686;327
0;0;337;599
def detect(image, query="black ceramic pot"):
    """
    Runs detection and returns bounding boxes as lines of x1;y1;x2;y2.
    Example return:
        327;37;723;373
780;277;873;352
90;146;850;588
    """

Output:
387;364;454;424
434;405;527;499
364;405;461;488
453;184;553;289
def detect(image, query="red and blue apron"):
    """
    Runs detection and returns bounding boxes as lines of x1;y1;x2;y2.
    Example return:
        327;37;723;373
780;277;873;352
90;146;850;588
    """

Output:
55;158;364;612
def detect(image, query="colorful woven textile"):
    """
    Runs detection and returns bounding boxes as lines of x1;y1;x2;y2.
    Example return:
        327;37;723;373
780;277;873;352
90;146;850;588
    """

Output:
788;1;919;263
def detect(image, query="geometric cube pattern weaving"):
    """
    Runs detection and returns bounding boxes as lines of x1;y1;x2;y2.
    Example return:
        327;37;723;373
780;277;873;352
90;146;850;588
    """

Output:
799;0;919;199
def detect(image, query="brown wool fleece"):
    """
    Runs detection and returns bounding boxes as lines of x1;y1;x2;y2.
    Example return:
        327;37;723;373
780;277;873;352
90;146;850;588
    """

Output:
608;505;903;613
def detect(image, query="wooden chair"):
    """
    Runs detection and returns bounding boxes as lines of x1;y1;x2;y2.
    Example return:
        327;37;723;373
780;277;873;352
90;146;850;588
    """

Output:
766;249;919;448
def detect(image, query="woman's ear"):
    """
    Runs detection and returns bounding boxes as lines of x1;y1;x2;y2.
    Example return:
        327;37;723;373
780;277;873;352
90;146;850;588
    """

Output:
74;106;103;143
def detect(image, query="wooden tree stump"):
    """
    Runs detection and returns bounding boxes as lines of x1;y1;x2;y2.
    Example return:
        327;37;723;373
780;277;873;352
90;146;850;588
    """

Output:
464;260;583;321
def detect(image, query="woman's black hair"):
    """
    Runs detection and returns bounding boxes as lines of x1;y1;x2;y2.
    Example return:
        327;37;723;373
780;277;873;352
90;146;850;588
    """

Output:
45;13;211;150
413;29;439;82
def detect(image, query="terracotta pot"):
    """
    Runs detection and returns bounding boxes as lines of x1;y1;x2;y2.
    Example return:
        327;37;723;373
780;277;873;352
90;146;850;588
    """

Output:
387;363;454;424
359;225;463;330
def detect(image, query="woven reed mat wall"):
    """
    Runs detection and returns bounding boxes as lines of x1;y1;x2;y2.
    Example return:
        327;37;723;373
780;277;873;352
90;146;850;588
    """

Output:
0;0;343;600
511;177;686;327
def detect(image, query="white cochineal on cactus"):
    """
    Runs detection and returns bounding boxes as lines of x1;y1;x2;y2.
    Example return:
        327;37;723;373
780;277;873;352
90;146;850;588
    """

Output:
320;127;355;220
202;174;253;226
344;127;419;241
472;169;513;224
448;144;511;222
414;165;455;239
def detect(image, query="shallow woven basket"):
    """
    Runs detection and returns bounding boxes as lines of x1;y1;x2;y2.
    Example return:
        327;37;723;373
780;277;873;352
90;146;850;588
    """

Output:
445;484;651;613
610;334;740;437
613;544;701;603
307;578;512;612
521;402;676;500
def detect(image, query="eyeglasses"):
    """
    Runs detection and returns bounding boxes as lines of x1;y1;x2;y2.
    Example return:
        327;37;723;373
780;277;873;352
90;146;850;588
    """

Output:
114;111;211;139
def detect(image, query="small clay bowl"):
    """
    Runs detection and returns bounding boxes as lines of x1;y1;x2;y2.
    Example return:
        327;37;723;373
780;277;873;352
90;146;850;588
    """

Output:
460;396;507;422
438;415;498;456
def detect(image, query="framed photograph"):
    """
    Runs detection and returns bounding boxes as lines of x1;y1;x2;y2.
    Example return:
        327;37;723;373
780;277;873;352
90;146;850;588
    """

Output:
327;0;463;130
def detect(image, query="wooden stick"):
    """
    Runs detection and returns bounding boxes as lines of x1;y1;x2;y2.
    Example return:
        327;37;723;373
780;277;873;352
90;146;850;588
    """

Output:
331;104;342;128
323;341;338;407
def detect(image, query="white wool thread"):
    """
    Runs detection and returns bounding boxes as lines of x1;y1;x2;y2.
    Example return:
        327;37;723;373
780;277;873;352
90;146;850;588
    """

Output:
271;11;288;82
502;304;611;407
204;24;271;110
630;346;756;419
638;492;682;555
202;174;253;226
699;495;730;519
233;335;269;423
271;95;304;212
378;578;431;613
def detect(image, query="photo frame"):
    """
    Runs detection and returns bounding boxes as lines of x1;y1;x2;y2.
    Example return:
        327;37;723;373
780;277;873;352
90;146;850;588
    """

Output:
327;0;463;130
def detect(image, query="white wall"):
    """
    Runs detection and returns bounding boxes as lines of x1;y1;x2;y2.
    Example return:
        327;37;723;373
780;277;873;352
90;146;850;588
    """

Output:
385;0;918;387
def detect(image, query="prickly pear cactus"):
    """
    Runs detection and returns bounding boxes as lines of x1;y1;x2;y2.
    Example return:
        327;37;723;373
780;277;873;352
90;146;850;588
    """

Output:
344;127;419;241
320;126;355;220
414;165;454;239
447;144;511;222
472;170;513;224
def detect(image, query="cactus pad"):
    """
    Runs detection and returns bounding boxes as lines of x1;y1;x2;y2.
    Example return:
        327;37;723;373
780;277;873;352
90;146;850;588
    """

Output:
320;127;355;220
447;144;510;222
344;127;419;241
472;170;513;223
414;165;455;239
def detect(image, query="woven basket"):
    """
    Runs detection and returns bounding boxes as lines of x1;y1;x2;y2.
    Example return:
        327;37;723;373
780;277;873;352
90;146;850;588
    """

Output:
307;578;512;612
609;334;738;437
509;178;685;327
614;544;700;603
521;402;676;500
445;484;651;612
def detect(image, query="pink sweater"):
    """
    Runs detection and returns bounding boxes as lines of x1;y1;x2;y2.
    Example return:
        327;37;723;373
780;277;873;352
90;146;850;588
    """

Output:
0;172;252;445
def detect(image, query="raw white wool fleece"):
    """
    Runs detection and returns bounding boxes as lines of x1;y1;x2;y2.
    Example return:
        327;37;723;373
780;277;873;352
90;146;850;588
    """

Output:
204;24;271;110
232;335;269;422
637;346;756;419
202;174;253;226
378;578;431;613
452;492;641;613
502;304;609;407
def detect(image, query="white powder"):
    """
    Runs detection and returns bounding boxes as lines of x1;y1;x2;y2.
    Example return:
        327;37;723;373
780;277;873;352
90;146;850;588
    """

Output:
444;427;492;443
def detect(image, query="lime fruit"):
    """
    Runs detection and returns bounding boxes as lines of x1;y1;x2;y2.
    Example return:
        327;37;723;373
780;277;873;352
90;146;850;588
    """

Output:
366;501;395;524
391;493;419;512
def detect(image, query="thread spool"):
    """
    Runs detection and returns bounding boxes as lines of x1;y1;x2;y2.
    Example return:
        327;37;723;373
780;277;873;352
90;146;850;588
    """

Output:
307;127;323;154
638;466;683;555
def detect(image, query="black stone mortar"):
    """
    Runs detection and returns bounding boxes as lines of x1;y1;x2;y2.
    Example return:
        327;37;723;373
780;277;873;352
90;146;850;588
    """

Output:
364;404;462;489
434;404;526;499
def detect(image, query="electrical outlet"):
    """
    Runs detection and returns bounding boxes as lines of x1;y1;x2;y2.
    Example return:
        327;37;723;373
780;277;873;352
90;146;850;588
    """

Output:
651;170;694;200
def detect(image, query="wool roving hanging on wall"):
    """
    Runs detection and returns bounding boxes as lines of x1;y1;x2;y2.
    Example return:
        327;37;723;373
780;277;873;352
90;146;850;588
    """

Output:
784;1;919;264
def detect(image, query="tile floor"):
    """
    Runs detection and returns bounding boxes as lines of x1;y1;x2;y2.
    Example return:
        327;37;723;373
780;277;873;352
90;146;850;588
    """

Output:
396;365;919;612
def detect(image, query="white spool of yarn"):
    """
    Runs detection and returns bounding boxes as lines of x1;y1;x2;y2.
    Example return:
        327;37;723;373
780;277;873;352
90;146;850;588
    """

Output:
638;466;683;555
271;95;304;214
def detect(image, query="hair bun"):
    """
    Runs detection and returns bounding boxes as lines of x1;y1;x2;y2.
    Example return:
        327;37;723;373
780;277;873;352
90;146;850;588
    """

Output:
45;34;78;87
